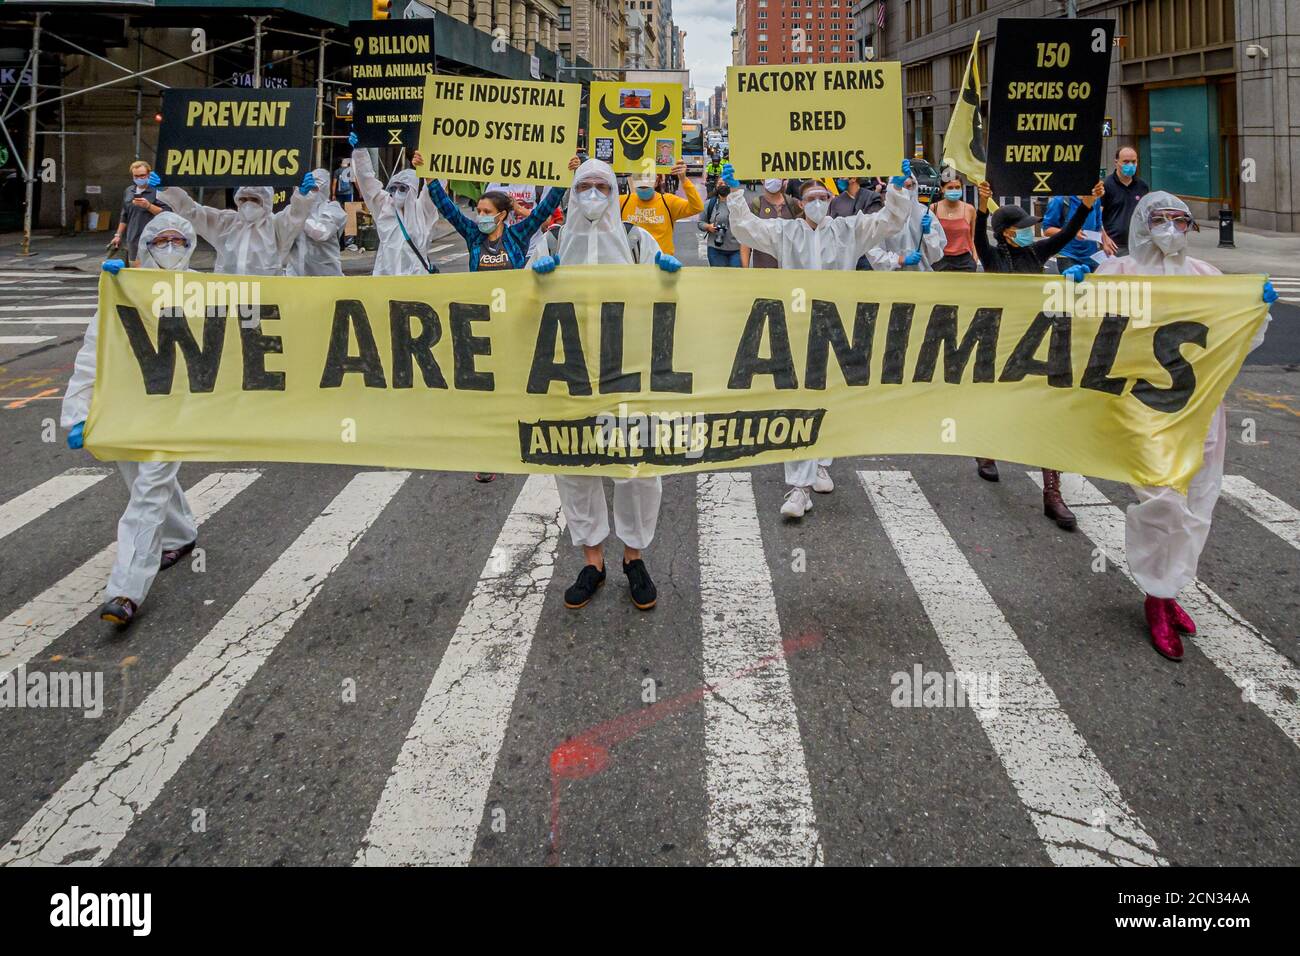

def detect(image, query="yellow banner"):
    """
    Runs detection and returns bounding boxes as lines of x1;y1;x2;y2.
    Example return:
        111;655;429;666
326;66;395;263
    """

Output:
86;269;1267;493
727;62;904;180
588;81;683;175
415;75;579;185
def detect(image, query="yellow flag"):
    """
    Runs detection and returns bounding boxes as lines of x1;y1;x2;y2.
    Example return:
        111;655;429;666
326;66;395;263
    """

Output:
942;32;986;186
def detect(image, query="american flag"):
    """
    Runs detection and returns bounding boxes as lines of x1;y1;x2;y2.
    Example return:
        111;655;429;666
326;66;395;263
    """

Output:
877;0;886;29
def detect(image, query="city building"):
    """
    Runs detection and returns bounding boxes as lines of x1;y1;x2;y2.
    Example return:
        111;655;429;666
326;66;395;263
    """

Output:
855;0;1296;230
555;1;626;77
624;1;659;68
735;0;857;66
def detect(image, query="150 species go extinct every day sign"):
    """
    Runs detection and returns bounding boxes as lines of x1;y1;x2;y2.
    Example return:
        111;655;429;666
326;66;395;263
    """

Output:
726;63;903;179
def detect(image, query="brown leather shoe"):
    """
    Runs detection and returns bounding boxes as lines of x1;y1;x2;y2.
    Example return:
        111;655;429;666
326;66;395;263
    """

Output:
1041;469;1077;531
975;458;1000;482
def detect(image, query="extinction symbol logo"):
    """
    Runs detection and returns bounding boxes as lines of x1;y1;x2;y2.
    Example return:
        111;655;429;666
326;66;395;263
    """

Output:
597;94;671;161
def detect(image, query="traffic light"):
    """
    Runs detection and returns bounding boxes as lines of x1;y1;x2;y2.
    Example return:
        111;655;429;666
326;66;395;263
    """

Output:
372;0;391;19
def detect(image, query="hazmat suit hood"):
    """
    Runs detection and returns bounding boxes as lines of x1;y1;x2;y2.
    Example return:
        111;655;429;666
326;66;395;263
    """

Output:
1128;191;1192;275
136;212;197;271
234;186;274;222
558;158;634;265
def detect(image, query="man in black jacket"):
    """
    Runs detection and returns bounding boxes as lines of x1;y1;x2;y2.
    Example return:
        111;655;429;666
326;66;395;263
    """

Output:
969;178;1105;532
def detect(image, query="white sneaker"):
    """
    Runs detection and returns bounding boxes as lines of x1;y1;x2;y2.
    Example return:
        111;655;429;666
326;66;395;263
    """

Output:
780;486;813;519
813;465;834;494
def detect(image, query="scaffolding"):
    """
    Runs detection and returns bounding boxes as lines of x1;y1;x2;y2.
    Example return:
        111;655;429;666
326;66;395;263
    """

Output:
0;8;354;254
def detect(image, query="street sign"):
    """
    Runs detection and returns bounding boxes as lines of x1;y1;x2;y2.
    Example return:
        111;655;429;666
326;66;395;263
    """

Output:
349;19;436;149
985;17;1114;195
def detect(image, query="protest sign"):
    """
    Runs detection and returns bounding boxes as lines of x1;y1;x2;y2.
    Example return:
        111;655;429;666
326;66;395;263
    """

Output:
349;19;437;149
588;81;683;175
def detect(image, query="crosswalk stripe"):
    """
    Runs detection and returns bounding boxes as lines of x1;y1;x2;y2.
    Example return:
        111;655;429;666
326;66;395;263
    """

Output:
0;468;109;542
0;336;56;345
0;318;93;326
356;475;563;866
1027;471;1300;750
0;470;261;676
697;472;821;866
0;303;97;311
860;470;1165;866
0;470;407;867
1220;475;1300;550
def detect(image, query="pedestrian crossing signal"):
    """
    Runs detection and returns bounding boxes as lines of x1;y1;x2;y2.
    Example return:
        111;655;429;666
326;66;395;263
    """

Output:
372;0;391;18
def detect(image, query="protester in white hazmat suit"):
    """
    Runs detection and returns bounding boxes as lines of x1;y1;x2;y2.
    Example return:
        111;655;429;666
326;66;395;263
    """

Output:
720;161;913;519
153;170;317;275
528;158;682;612
865;181;947;272
63;213;202;627
349;132;441;276
285;168;346;277
1090;191;1274;661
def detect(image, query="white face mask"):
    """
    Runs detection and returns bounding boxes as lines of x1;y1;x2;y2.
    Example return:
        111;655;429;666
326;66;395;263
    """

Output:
1149;222;1187;256
803;199;829;224
150;244;187;270
763;178;784;195
238;202;265;223
577;188;608;222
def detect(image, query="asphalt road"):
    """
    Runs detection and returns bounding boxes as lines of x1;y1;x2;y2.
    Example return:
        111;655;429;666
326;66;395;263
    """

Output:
0;201;1296;867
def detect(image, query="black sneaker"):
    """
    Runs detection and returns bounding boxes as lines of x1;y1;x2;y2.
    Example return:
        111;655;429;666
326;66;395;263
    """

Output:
623;559;657;610
564;564;606;609
160;539;197;571
99;596;137;627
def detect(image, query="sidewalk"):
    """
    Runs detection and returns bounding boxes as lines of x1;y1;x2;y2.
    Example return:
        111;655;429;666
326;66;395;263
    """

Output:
0;217;460;275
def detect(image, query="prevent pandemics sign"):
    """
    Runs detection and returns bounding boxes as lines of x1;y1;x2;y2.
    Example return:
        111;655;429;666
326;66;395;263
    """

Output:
985;17;1115;196
155;88;316;187
416;76;579;186
86;269;1265;493
349;19;436;149
726;63;903;180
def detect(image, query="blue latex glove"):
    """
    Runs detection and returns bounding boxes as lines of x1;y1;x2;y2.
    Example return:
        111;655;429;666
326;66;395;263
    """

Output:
889;159;912;189
348;131;359;148
920;212;932;234
720;163;740;189
655;251;682;273
902;250;922;267
532;255;559;275
102;259;125;275
1263;279;1278;304
298;172;317;196
67;421;84;450
147;171;161;189
1062;263;1092;283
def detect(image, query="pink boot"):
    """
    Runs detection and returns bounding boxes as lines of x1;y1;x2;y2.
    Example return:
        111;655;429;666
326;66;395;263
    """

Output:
1144;596;1184;662
1169;599;1197;635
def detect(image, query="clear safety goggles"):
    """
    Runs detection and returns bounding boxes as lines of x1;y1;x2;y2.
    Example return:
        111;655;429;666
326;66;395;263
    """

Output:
801;189;831;203
385;183;411;197
148;234;190;249
237;197;263;208
575;179;612;195
1148;208;1198;232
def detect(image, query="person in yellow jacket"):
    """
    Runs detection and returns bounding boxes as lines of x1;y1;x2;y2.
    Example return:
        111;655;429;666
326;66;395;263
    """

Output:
619;162;704;255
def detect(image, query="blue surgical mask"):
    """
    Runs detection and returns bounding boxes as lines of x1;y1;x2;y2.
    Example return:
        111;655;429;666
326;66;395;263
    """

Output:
836;179;849;191
477;213;500;234
133;177;149;187
944;189;963;202
636;186;655;201
1120;162;1137;177
1012;227;1035;247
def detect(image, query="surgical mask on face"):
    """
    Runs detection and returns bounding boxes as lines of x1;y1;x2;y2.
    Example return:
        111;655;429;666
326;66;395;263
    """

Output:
1120;162;1137;177
635;186;656;201
803;199;829;223
835;179;849;191
477;213;500;234
944;189;963;202
1149;222;1187;255
238;202;264;223
763;178;784;194
151;244;187;270
1012;227;1035;247
133;177;150;188
577;188;608;222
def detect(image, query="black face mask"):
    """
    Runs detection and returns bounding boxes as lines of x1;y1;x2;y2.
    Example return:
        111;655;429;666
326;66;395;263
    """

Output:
716;185;731;198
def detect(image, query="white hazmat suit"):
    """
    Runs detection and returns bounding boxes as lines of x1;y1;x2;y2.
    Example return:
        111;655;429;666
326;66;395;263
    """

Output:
727;178;912;493
1094;191;1269;598
352;148;440;276
61;212;200;609
866;184;948;272
529;159;663;550
158;183;313;276
286;168;346;277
